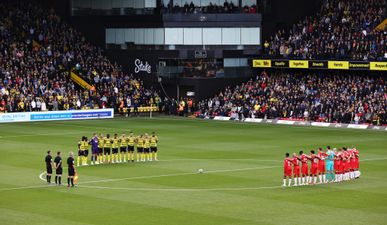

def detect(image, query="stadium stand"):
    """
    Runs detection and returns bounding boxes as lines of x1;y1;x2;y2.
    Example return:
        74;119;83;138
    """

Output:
197;70;386;125
0;0;161;113
263;0;387;61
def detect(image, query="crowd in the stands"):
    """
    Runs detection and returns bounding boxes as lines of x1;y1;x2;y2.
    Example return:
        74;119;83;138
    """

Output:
263;0;387;61
162;0;258;14
197;70;387;125
0;0;161;113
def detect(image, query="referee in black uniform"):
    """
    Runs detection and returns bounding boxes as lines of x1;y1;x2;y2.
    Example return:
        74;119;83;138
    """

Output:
45;150;53;184
54;151;62;185
67;152;76;188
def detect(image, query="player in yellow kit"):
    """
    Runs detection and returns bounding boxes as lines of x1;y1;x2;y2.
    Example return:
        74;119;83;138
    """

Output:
103;134;112;163
77;136;89;166
136;134;144;162
127;132;136;162
97;134;104;164
120;133;128;162
150;132;159;161
112;133;119;163
144;133;151;161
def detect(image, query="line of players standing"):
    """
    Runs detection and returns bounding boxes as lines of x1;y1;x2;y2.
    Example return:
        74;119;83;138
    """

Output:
44;132;159;188
78;132;159;166
283;146;360;187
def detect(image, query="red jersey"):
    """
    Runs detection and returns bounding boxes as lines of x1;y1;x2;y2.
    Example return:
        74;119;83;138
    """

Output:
300;154;309;165
284;158;292;176
310;154;319;166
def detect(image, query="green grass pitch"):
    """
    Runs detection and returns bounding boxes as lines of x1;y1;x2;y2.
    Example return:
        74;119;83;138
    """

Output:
0;117;386;225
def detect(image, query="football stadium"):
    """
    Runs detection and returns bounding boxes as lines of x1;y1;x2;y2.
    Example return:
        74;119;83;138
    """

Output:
0;0;386;225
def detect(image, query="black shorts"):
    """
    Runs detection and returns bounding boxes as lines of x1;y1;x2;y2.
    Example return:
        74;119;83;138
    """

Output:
151;147;157;152
137;147;143;153
120;147;127;152
144;148;150;153
68;167;75;176
112;148;118;154
128;146;134;152
98;147;103;154
56;167;63;175
83;150;89;157
47;165;52;174
104;148;111;155
78;150;83;156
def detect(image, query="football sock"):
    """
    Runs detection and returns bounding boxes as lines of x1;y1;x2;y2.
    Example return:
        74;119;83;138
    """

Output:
103;155;106;162
116;154;119;162
323;175;326;183
58;176;61;184
318;175;322;183
313;176;317;183
293;178;297;185
155;153;158;160
136;153;139;161
55;176;58;184
298;177;301;184
283;179;286;186
302;177;305;184
77;156;80;166
67;178;70;186
107;155;111;162
288;179;292;186
71;178;74;186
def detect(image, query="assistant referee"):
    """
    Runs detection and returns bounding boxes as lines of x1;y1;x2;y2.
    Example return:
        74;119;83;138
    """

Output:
67;152;76;188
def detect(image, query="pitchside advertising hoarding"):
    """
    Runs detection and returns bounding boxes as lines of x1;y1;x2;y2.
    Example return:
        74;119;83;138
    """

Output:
0;109;114;123
252;59;387;71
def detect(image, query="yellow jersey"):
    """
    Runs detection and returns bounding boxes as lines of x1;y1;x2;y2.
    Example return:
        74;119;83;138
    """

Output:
98;137;104;148
137;137;144;148
128;136;135;146
103;137;111;148
112;137;119;148
79;140;88;150
120;136;128;147
150;135;158;147
144;137;150;148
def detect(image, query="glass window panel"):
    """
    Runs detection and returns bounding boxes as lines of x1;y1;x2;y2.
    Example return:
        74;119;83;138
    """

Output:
153;28;165;45
222;28;240;45
124;29;135;42
144;29;154;44
241;27;260;45
202;28;221;45
106;29;115;44
134;28;145;44
165;28;184;45
115;28;125;44
183;28;202;45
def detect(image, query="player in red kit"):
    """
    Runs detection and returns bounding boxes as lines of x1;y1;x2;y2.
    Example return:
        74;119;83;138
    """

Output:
318;147;327;183
283;153;293;187
334;148;342;182
308;150;320;184
292;153;301;186
353;147;360;178
299;151;309;185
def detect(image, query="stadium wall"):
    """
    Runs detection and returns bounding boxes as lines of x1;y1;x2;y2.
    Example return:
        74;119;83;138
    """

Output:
210;117;387;132
0;109;114;123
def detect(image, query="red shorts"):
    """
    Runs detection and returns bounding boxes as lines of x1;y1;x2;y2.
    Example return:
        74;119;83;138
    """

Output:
318;162;325;173
301;164;308;175
355;158;359;169
310;164;318;175
293;166;300;176
350;160;356;171
284;168;292;177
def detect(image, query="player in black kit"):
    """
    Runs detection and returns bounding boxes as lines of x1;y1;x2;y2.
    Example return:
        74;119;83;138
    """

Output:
67;152;76;188
54;151;63;185
45;150;53;184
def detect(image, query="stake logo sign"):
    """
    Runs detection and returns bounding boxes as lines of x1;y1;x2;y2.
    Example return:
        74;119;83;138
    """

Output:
134;59;151;74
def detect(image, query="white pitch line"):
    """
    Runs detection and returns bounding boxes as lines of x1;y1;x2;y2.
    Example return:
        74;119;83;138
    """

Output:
81;165;279;185
79;185;282;192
